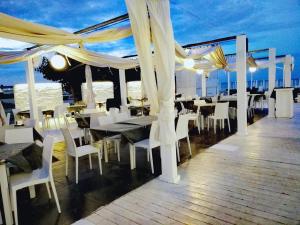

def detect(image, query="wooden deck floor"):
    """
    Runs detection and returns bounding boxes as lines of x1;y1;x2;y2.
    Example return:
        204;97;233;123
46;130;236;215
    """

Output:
74;104;300;225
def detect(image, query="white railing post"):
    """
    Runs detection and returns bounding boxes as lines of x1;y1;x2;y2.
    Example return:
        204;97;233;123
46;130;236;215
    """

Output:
268;48;276;118
236;35;248;136
201;73;207;97
284;55;292;87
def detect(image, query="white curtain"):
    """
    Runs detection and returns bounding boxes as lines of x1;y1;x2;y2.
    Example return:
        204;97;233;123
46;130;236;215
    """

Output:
0;45;139;69
125;0;176;144
146;0;177;144
85;65;96;108
0;13;132;45
125;0;159;114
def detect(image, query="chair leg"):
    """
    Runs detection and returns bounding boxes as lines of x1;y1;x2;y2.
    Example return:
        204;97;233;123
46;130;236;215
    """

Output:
79;137;82;146
187;136;192;156
148;148;154;174
196;117;200;134
207;118;210;130
45;182;52;199
104;140;108;163
49;178;61;213
65;154;68;177
147;150;150;162
116;141;120;162
227;118;231;133
176;141;180;162
75;157;79;184
214;119;217;134
89;154;92;170
12;189;18;225
97;152;102;175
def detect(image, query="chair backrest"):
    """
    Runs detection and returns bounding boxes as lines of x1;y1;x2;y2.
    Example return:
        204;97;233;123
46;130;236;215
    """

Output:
61;128;77;156
12;108;20;123
109;107;119;115
41;135;55;176
176;114;189;140
5;127;34;144
90;112;107;128
149;120;160;148
179;102;187;114
98;115;114;126
211;96;218;102
194;100;206;105
214;102;229;119
113;112;130;123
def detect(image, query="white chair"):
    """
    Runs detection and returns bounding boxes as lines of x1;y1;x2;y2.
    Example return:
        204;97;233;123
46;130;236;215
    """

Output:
108;107;119;116
211;96;218;102
120;105;130;114
10;136;61;225
63;115;84;146
89;112;107;129
131;121;159;174
82;108;99;114
179;102;188;115
12;108;21;124
5;127;34;144
97;115;121;162
208;102;231;134
176;114;192;162
61;128;102;184
187;104;201;134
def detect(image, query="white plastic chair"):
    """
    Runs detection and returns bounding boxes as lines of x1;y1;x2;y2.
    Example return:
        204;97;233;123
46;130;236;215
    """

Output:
176;114;192;162
23;118;36;127
12;108;21;124
187;104;201;134
208;102;231;134
131;121;159;174
61;128;102;184
63;115;84;146
108;107;119;116
97;115;121;162
5;127;34;144
9;136;61;225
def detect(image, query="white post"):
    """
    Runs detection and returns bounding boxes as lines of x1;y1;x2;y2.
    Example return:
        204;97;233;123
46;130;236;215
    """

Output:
236;35;248;136
250;72;253;89
284;55;292;87
26;58;39;127
268;48;276;118
118;69;127;106
201;73;207;97
227;71;230;95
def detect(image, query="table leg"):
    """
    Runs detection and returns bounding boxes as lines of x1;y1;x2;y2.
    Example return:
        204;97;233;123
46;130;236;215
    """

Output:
29;185;36;199
0;164;13;225
129;144;135;170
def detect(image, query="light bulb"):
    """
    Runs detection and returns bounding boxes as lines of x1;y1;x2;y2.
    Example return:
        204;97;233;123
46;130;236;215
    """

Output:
196;69;204;75
249;67;257;73
183;58;195;69
50;54;66;70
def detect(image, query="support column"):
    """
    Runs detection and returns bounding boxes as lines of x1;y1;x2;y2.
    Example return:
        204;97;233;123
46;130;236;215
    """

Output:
236;35;248;136
26;58;39;127
268;48;276;118
201;73;207;97
284;55;292;87
119;69;127;106
250;73;253;89
227;71;230;95
85;65;96;108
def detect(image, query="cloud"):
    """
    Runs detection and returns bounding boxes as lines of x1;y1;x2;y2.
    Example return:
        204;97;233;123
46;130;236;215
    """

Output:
0;38;33;50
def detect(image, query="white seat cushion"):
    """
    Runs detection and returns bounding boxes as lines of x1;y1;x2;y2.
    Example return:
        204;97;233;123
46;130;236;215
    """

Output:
76;145;99;157
10;169;49;190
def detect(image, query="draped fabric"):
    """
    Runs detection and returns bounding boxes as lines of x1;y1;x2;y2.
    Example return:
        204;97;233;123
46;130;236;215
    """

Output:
147;0;177;145
0;13;132;45
247;56;257;68
85;65;96;108
0;45;139;69
125;0;159;115
203;46;227;69
125;0;176;145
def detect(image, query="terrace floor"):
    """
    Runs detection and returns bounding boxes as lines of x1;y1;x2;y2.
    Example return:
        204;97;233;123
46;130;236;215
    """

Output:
3;110;266;225
74;104;300;225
